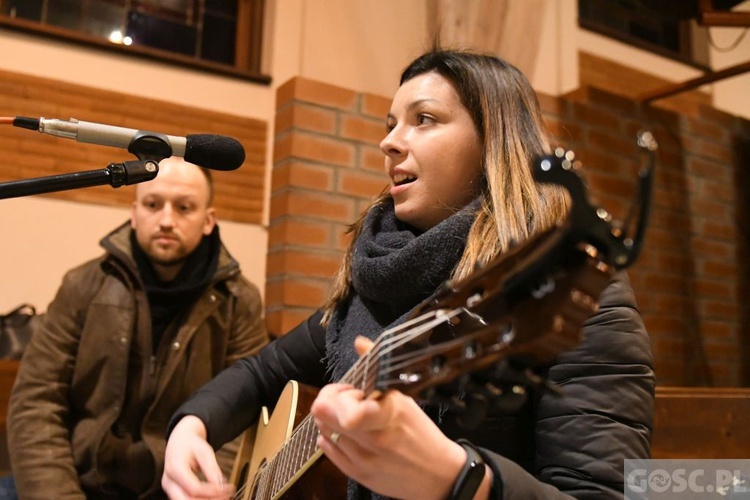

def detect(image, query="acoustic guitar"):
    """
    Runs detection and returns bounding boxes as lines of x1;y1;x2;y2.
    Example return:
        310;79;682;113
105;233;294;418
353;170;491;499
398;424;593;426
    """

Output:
230;133;658;500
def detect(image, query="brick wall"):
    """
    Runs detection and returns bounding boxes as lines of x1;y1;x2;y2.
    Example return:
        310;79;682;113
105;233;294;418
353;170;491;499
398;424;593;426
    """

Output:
0;69;266;224
543;87;749;386
269;76;750;387
266;78;390;335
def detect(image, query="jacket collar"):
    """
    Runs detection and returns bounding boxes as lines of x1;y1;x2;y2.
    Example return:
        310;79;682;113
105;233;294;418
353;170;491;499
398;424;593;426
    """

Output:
98;221;240;285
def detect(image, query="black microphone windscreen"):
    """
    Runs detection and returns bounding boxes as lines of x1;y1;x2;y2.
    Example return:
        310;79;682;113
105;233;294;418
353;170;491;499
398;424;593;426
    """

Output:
184;134;245;171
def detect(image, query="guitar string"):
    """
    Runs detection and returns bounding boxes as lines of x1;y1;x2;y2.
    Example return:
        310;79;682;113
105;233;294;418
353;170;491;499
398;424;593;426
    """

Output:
258;310;440;496
243;309;456;498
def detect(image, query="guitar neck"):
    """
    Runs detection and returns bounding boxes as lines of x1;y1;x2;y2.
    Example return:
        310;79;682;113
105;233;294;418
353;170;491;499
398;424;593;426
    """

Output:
251;309;454;498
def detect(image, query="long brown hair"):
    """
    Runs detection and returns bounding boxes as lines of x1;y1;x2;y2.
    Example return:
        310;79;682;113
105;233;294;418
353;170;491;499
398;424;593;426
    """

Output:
322;49;568;324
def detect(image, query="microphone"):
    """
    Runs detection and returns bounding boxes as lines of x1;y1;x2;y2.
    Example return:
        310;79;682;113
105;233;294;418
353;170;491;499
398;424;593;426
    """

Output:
11;116;245;171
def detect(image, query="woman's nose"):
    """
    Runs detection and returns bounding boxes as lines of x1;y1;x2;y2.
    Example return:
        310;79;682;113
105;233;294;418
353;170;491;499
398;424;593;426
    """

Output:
380;126;406;157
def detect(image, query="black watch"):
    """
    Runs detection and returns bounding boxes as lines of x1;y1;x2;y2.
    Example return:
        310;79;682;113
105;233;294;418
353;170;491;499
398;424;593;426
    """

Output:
449;439;485;500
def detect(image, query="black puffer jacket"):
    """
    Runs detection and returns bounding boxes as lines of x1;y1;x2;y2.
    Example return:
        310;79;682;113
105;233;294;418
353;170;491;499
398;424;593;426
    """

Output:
172;272;654;499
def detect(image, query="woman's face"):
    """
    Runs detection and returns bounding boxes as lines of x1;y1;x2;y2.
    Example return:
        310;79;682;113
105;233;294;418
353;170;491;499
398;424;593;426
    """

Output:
380;71;483;231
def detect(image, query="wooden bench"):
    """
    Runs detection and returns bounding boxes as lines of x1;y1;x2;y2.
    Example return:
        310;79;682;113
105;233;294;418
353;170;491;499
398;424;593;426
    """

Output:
652;386;750;459
0;360;19;474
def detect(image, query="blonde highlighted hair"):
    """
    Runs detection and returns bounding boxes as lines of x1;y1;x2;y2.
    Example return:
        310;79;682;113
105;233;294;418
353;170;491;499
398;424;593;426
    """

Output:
322;49;568;324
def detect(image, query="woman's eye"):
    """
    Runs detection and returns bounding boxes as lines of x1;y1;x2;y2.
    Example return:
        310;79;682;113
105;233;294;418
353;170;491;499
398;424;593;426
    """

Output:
417;113;433;125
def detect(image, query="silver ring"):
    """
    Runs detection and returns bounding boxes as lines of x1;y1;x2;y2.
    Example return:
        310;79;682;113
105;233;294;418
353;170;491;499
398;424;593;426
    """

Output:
330;432;341;445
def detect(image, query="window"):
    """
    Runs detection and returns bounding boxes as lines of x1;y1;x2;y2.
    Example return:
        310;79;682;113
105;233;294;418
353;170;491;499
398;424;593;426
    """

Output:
578;0;710;69
0;0;268;82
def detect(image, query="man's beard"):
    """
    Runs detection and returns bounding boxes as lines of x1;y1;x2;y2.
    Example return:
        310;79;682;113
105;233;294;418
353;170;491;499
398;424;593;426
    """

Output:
145;244;188;268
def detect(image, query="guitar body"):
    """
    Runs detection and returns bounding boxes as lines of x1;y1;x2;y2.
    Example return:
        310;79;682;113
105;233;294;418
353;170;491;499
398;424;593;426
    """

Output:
230;381;347;499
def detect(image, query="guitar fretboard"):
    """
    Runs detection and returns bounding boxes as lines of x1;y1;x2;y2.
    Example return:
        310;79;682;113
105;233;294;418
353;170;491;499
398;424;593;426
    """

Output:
249;309;460;499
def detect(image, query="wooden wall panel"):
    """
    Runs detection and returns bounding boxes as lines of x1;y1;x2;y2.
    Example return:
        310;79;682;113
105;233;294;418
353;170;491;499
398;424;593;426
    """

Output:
0;69;267;224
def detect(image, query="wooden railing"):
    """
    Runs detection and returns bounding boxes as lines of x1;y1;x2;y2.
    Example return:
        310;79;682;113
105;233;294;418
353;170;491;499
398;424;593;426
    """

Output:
652;386;750;459
0;361;18;432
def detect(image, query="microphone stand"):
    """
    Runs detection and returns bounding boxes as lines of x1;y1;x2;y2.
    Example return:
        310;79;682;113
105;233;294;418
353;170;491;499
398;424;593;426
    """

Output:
0;160;159;200
0;134;170;200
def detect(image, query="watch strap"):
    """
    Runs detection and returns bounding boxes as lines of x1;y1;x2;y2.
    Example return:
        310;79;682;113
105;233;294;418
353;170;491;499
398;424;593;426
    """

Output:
449;439;486;500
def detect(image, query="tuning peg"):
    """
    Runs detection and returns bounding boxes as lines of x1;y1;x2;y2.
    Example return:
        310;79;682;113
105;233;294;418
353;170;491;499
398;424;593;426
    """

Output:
488;385;528;414
453;391;491;430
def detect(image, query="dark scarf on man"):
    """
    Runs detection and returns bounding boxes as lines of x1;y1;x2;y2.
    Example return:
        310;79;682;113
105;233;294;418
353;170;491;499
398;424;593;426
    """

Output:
325;198;479;499
131;226;220;351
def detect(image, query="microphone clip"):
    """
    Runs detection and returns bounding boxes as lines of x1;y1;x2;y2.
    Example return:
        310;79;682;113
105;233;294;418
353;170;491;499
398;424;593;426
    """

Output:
128;132;173;163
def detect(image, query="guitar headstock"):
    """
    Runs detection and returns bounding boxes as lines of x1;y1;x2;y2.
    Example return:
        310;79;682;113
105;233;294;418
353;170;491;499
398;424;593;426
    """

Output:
368;132;657;424
534;132;655;271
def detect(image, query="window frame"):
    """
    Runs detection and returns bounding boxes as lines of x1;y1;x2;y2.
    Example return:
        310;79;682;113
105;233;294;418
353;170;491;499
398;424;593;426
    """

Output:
578;0;711;72
0;0;270;84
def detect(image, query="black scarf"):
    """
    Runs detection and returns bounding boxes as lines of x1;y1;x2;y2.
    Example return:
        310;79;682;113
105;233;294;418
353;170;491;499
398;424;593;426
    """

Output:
325;198;479;500
131;227;220;351
326;197;479;381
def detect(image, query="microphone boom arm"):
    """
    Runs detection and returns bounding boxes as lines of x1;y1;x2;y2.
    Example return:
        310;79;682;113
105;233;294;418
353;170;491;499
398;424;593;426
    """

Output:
0;159;159;200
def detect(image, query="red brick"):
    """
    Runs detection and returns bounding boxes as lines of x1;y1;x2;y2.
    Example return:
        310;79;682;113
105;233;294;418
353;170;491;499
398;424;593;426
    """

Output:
275;102;337;135
701;260;738;278
266;249;343;279
690;237;733;259
684;117;728;142
649;210;691;233
642;273;689;292
272;161;334;192
684;138;733;164
269;191;355;223
688;198;730;220
643;312;688;334
699;220;735;240
697;104;737;128
686;157;731;182
268;218;332;249
699;299;738;318
651;186;686;211
699;179;735;203
267;278;329;308
698;320;734;340
651;333;687;353
537;91;567;116
544;117;585;144
276;77;358;111
693;278;735;299
338;170;388;199
340;115;386;145
359;145;385;172
274;132;355;167
265;308;318;337
335;223;355;251
584;87;638;115
361;92;391;120
654;295;693;314
573;103;621;131
587;129;638;158
586;172;638;199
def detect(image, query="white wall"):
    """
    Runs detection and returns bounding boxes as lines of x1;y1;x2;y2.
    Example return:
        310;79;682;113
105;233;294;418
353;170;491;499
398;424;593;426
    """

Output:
0;197;267;311
0;0;748;312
